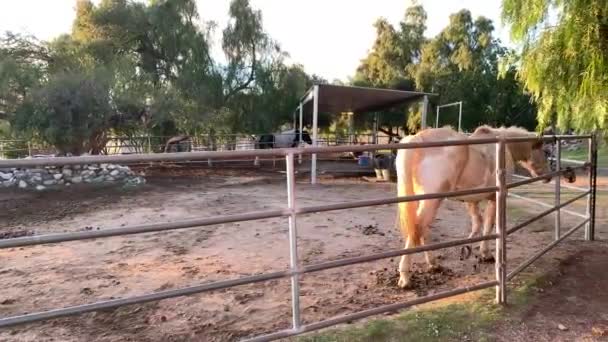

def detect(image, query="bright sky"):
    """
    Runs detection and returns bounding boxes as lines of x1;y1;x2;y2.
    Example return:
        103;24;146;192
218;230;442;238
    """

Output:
0;0;511;81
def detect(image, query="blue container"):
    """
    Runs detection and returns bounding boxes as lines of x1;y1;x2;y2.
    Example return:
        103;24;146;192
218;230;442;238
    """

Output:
358;155;370;166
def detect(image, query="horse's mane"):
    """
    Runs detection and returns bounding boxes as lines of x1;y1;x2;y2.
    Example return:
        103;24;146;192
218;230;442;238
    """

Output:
472;125;539;162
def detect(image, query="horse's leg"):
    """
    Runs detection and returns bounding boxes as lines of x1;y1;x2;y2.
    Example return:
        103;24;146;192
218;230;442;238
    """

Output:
417;199;442;271
398;236;412;288
461;201;482;259
480;200;496;262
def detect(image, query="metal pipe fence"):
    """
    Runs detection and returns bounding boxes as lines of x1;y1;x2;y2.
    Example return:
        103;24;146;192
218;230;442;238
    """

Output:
0;134;597;341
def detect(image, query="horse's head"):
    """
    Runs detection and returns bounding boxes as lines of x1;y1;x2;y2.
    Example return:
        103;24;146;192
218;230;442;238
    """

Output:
518;139;552;183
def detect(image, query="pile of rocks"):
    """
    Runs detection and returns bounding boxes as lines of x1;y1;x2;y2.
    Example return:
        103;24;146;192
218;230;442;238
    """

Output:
0;163;145;191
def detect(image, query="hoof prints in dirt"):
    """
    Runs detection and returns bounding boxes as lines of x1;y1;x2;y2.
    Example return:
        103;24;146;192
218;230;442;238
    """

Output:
356;224;385;236
374;266;455;296
0;229;33;239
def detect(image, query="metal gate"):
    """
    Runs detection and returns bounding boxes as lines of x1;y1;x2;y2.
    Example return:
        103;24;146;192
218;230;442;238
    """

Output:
0;134;597;341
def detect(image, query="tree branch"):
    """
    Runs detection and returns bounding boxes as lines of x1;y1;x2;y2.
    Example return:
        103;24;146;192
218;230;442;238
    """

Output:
378;126;402;139
224;40;257;102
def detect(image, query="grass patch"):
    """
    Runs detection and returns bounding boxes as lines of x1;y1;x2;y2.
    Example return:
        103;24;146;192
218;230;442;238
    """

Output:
296;274;550;342
297;290;501;342
561;144;608;168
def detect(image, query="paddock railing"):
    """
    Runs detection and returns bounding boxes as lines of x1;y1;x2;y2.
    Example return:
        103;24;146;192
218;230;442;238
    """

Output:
0;134;597;341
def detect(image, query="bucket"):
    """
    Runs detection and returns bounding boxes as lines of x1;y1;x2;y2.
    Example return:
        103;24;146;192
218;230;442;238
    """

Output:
358;155;370;166
374;169;383;180
381;169;391;181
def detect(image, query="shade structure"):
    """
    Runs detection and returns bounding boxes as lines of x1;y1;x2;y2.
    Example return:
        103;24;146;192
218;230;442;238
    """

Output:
296;84;436;184
299;84;434;118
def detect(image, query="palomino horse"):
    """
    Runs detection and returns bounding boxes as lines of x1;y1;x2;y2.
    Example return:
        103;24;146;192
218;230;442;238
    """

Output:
395;125;550;288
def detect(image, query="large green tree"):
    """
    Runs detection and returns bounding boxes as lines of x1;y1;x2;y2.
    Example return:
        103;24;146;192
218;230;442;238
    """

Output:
1;0;315;153
502;0;608;131
415;10;536;131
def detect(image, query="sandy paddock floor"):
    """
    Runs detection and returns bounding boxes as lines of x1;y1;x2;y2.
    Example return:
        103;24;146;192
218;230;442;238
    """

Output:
0;167;592;341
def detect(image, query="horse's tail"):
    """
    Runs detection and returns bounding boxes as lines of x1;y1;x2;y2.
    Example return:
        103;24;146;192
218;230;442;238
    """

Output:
396;137;420;247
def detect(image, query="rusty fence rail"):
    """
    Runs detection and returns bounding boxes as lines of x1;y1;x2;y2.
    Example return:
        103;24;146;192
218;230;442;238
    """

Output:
0;134;597;341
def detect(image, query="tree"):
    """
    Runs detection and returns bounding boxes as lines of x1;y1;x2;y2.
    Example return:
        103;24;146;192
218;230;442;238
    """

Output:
1;0;319;154
502;0;608;131
14;70;113;155
351;5;428;136
414;10;536;131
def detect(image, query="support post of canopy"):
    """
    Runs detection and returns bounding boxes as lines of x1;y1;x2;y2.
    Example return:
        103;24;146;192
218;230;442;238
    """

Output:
298;102;303;165
421;95;429;130
311;85;319;184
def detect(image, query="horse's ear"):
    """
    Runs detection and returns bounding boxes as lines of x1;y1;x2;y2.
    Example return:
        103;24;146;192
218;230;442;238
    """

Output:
532;139;543;150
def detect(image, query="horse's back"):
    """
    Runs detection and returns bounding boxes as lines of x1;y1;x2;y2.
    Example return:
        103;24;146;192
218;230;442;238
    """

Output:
396;127;468;194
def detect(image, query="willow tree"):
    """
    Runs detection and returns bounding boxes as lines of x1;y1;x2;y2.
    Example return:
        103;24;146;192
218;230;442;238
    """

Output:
502;0;608;131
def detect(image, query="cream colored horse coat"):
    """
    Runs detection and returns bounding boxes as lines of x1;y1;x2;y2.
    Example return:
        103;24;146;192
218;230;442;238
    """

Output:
395;125;548;288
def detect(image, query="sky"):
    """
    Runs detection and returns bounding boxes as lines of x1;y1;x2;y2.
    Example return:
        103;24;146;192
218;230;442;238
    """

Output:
0;0;512;81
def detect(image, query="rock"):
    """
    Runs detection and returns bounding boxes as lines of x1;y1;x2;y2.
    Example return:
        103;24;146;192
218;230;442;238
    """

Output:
53;173;63;180
65;182;71;187
100;163;108;169
62;168;73;177
106;177;115;182
73;165;81;170
110;170;120;177
31;176;42;183
107;164;117;170
71;176;82;184
35;185;46;191
43;180;56;186
18;180;27;189
92;176;105;183
58;179;64;185
0;172;12;181
558;324;568;331
2;179;15;188
27;169;45;174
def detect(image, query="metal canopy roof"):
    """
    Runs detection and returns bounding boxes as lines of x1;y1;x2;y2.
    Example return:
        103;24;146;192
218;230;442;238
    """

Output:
300;84;435;116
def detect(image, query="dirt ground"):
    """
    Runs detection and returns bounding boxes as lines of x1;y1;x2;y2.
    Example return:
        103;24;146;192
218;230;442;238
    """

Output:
490;241;608;342
0;166;601;341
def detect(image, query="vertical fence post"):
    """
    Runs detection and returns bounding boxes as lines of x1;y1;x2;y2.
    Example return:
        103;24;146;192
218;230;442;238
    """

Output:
298;103;303;165
27;141;32;157
586;135;597;241
285;153;301;330
495;138;507;304
554;138;561;240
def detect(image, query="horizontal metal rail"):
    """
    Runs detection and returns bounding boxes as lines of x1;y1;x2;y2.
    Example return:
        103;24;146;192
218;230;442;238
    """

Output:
508;192;588;220
511;174;588;192
246;280;498;342
506;165;588;189
507;218;590;280
549;157;588;165
295;186;497;215
0;233;497;329
0;186;496;250
0;135;592;168
0;209;288;249
507;191;590;235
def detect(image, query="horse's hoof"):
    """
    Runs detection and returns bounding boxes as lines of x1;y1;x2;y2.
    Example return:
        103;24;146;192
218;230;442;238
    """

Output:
397;277;411;289
428;264;441;273
479;255;495;263
460;246;472;260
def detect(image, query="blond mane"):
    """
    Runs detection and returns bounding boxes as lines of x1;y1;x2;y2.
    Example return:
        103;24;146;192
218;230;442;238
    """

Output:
472;125;539;162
